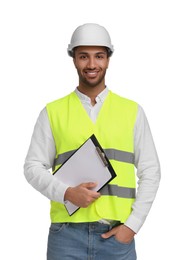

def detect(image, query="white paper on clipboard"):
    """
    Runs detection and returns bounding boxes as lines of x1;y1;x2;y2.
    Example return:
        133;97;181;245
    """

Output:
53;135;116;215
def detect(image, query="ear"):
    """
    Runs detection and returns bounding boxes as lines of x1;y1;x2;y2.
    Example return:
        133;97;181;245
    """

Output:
73;57;77;68
106;57;110;69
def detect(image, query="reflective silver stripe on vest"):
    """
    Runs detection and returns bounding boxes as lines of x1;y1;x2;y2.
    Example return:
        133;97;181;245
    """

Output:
100;184;136;198
104;149;134;164
54;148;134;167
54;149;76;167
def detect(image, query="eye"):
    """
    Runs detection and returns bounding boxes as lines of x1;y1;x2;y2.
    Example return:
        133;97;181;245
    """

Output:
96;54;105;59
79;55;87;60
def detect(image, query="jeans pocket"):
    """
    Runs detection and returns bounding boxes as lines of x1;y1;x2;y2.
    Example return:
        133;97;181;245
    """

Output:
49;223;66;233
113;235;133;246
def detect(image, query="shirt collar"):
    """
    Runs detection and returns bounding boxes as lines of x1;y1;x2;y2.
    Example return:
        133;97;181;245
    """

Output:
75;87;109;104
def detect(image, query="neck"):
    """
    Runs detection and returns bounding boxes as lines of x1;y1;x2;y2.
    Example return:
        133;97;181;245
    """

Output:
77;84;106;105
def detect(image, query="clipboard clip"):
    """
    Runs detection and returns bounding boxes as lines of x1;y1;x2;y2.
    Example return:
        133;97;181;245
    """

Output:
96;147;109;167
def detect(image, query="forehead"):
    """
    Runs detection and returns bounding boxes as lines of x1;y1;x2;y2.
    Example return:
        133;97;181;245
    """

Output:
74;46;107;55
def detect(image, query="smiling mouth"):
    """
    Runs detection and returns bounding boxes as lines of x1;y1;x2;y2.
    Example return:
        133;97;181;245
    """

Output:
85;70;99;78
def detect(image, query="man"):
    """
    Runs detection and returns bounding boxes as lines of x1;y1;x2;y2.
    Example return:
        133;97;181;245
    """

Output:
24;23;161;259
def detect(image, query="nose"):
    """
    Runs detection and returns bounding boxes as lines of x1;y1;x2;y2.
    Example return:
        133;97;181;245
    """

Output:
87;57;96;69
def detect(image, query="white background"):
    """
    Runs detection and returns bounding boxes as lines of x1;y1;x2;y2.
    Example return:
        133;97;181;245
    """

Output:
0;0;184;259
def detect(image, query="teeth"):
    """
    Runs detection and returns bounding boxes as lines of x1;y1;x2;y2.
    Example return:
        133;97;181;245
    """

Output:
86;71;98;75
85;71;98;78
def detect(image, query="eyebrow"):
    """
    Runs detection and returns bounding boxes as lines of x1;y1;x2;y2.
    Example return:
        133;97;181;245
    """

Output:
77;51;107;55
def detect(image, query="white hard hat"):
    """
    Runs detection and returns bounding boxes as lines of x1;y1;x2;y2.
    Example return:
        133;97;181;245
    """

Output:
67;23;114;57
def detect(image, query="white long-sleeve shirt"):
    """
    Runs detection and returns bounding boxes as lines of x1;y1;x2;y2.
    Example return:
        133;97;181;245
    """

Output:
24;87;160;233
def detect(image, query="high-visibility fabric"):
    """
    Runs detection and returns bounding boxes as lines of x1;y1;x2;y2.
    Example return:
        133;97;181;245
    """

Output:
46;91;138;223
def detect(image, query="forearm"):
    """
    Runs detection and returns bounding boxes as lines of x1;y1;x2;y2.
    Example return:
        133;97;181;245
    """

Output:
125;163;160;233
24;161;68;203
125;105;161;233
24;108;68;204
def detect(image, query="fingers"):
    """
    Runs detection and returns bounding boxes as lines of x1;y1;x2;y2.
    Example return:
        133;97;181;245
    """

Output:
80;182;101;207
81;182;98;189
81;182;100;198
83;182;101;198
101;228;116;239
80;182;100;197
101;225;135;244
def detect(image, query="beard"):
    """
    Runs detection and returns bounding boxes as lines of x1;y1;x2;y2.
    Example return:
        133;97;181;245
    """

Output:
76;68;107;88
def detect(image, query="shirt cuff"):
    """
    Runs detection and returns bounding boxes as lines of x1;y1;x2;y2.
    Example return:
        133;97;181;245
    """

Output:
124;214;144;234
53;182;69;204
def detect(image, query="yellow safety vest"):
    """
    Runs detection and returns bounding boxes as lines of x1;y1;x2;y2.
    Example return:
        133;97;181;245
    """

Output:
46;91;138;223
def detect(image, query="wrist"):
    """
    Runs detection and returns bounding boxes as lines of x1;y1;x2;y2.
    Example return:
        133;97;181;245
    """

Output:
64;186;72;201
123;224;136;235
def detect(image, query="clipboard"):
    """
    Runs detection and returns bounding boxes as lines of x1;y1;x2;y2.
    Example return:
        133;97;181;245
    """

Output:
53;134;116;216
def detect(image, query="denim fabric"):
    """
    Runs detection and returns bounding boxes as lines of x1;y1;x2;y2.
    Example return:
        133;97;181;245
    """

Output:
47;222;136;260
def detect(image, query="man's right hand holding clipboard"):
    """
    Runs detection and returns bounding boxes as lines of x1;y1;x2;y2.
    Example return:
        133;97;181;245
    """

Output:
64;182;101;208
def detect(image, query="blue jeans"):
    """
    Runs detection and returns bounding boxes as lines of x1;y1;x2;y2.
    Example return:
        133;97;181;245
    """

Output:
47;222;136;260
